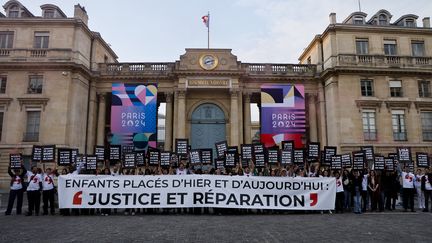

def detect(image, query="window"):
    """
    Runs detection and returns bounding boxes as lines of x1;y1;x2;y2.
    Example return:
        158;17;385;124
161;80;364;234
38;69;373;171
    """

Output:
24;111;40;142
392;110;407;141
356;39;369;55
421;112;432;141
418;80;431;98
28;76;43;94
362;110;377;140
0;76;6;93
353;16;364;25
8;5;19;18
43;9;55;18
33;32;49;49
360;79;374;96
379;14;388;25
384;40;397;56
389;80;402;97
0;32;13;49
405;19;415;27
0;111;3;140
412;41;425;57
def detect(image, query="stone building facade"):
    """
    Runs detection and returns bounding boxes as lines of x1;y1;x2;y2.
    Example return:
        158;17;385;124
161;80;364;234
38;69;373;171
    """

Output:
0;1;431;188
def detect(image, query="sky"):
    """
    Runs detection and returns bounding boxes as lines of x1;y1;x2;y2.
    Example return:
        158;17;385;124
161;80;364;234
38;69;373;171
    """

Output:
11;0;432;63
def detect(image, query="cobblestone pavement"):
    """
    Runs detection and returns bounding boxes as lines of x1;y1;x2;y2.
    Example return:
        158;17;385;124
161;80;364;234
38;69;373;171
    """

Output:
0;206;431;243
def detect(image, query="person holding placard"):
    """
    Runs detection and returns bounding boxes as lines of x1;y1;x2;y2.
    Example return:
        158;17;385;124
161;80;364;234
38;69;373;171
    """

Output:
42;167;59;215
351;170;363;214
25;166;43;216
421;168;432;212
361;170;369;213
5;163;26;215
334;171;344;213
342;170;352;211
401;166;415;212
415;169;425;210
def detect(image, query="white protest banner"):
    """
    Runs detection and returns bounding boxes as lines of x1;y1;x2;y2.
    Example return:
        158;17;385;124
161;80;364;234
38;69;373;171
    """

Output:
58;175;336;210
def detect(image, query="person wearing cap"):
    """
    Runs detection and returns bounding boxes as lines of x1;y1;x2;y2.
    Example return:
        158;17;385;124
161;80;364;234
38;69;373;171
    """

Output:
5;163;27;215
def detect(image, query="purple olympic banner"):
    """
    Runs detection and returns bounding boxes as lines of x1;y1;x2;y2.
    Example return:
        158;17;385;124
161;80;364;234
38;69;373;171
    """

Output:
260;85;306;148
111;83;157;150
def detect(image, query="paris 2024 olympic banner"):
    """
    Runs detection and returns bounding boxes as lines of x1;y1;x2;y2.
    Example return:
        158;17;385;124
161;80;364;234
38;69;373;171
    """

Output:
58;175;336;210
261;84;306;148
111;83;157;150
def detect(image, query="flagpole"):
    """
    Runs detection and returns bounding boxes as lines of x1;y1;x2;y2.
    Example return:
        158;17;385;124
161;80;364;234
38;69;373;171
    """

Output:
207;11;210;49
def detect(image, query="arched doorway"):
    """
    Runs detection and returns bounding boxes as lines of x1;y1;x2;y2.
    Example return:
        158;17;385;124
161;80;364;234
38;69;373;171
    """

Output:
190;103;226;156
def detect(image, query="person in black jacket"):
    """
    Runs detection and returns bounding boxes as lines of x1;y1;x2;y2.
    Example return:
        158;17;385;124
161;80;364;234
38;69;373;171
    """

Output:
5;163;27;215
421;168;432;212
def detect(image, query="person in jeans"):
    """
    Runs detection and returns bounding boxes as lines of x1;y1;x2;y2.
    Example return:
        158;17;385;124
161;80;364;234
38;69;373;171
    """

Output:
5;164;26;215
361;169;369;212
351;170;363;214
342;169;352;211
401;166;415;212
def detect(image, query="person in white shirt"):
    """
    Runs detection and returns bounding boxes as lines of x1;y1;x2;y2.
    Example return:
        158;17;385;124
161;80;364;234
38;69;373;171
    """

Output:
334;171;344;213
421;168;432;212
361;170;369;212
401;166;415;212
5;164;26;215
25;166;43;216
415;169;425;210
176;162;189;175
42;167;59;215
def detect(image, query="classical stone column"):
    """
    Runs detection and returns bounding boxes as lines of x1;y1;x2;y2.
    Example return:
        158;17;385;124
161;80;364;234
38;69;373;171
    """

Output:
230;90;239;146
243;92;252;144
176;90;186;138
164;92;173;151
308;93;318;142
96;93;106;145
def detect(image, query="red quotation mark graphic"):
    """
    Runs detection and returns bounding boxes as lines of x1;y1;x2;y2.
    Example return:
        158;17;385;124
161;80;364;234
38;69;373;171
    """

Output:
310;193;318;207
73;191;83;205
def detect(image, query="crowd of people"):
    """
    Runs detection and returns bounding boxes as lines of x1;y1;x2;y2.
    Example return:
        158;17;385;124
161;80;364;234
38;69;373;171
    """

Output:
4;159;432;216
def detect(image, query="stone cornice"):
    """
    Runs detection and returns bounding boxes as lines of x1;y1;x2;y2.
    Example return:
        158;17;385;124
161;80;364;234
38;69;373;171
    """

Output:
17;97;49;111
384;100;412;112
355;99;383;112
0;97;13;110
414;101;432;112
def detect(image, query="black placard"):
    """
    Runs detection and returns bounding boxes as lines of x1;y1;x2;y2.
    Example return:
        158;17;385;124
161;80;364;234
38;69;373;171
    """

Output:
135;152;145;166
228;146;238;154
9;153;22;169
281;150;293;165
160;152;171;167
42;145;56;162
323;146;337;166
109;145;121;161
85;155;97;170
361;146;375;162
224;152;236;167
148;150;160;166
353;151;365;170
95;146;105;162
374;156;385;170
241;159;249;168
384;157;395;171
215;158;225;169
252;143;265;154
293;149;305;164
57;148;72;166
397;147;411;163
175;139;189;156
416;152;430;168
341;154;352;168
189;150;202;165
267;149;280;164
254;153;265;167
170;153;179;167
200;149;213;165
122;145;135;154
307;142;320;161
71;149;78;163
123;153;136;168
32;145;42;161
241;144;253;160
215;141;228;158
282;140;294;151
331;155;342;170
